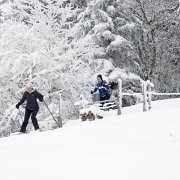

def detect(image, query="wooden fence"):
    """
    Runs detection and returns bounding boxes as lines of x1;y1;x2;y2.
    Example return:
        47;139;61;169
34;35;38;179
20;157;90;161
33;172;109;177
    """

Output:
116;78;180;115
75;78;180;117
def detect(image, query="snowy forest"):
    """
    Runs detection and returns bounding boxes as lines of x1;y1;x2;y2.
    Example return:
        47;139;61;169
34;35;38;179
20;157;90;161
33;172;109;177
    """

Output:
0;0;179;137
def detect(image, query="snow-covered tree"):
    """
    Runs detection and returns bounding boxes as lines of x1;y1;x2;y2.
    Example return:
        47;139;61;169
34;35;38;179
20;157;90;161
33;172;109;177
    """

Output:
70;0;140;75
124;0;179;91
0;0;111;137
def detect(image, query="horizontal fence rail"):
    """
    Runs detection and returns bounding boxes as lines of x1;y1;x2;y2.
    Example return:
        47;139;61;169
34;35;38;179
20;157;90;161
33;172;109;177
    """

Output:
151;93;180;96
76;79;180;118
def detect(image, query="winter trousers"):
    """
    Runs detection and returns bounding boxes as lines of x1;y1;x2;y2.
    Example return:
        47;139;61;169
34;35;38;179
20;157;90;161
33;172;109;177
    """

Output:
100;96;107;102
100;96;107;106
20;109;39;133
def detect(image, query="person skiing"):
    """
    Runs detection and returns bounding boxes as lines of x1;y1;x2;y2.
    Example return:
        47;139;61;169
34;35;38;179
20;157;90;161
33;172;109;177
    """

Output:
91;74;110;104
16;83;44;133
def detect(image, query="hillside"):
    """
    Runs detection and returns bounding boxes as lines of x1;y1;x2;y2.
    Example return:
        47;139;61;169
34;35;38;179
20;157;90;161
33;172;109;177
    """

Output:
0;0;179;134
0;98;180;180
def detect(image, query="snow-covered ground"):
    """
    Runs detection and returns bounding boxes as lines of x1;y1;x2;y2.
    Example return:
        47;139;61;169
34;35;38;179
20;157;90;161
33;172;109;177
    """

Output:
0;98;180;180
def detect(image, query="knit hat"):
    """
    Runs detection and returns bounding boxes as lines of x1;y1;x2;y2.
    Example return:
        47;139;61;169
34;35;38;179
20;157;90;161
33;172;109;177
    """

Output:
26;82;33;88
97;74;103;81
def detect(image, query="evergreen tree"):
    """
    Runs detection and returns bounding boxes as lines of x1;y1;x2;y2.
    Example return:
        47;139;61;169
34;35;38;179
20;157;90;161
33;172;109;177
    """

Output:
126;0;179;92
70;0;141;75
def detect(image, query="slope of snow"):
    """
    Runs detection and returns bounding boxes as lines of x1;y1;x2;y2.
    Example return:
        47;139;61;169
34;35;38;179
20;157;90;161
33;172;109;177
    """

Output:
0;98;180;180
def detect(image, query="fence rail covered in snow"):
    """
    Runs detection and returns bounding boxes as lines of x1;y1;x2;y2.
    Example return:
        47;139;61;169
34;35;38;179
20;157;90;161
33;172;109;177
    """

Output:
116;78;180;114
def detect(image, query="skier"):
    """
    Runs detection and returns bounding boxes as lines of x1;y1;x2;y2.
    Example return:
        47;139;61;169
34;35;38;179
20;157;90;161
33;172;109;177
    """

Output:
16;83;44;133
91;74;110;104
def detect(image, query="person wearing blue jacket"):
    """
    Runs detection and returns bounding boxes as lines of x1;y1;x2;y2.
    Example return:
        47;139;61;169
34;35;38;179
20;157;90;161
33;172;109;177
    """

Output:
91;74;110;103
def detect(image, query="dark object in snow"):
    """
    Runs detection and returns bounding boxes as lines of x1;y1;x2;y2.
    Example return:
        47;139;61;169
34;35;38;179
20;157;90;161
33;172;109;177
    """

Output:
96;115;103;119
109;81;118;90
80;111;95;121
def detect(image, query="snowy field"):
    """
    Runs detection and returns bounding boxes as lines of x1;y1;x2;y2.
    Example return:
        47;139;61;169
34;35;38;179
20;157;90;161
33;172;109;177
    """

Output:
0;98;180;180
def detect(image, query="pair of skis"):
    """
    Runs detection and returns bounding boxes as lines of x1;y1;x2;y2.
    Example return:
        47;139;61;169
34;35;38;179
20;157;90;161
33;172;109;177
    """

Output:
11;129;45;136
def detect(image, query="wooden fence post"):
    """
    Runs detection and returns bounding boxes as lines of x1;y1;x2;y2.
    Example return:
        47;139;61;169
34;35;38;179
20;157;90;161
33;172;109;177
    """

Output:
57;93;63;128
117;78;122;115
146;80;152;110
80;94;86;109
143;82;148;112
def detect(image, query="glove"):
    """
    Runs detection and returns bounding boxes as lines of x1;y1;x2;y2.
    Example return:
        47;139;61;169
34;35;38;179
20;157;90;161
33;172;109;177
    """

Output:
91;90;93;94
38;94;44;102
16;104;20;109
39;97;44;102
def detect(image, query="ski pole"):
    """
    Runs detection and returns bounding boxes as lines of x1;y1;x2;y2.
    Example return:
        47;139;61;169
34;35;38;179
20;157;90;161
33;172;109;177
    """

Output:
43;100;60;128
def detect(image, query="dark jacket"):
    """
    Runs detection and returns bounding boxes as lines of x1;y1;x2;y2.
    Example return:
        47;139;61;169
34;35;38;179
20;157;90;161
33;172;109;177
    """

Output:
91;81;109;98
17;90;43;110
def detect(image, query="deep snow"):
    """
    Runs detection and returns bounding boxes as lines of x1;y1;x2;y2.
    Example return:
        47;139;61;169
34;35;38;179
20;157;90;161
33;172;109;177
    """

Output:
0;98;180;180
